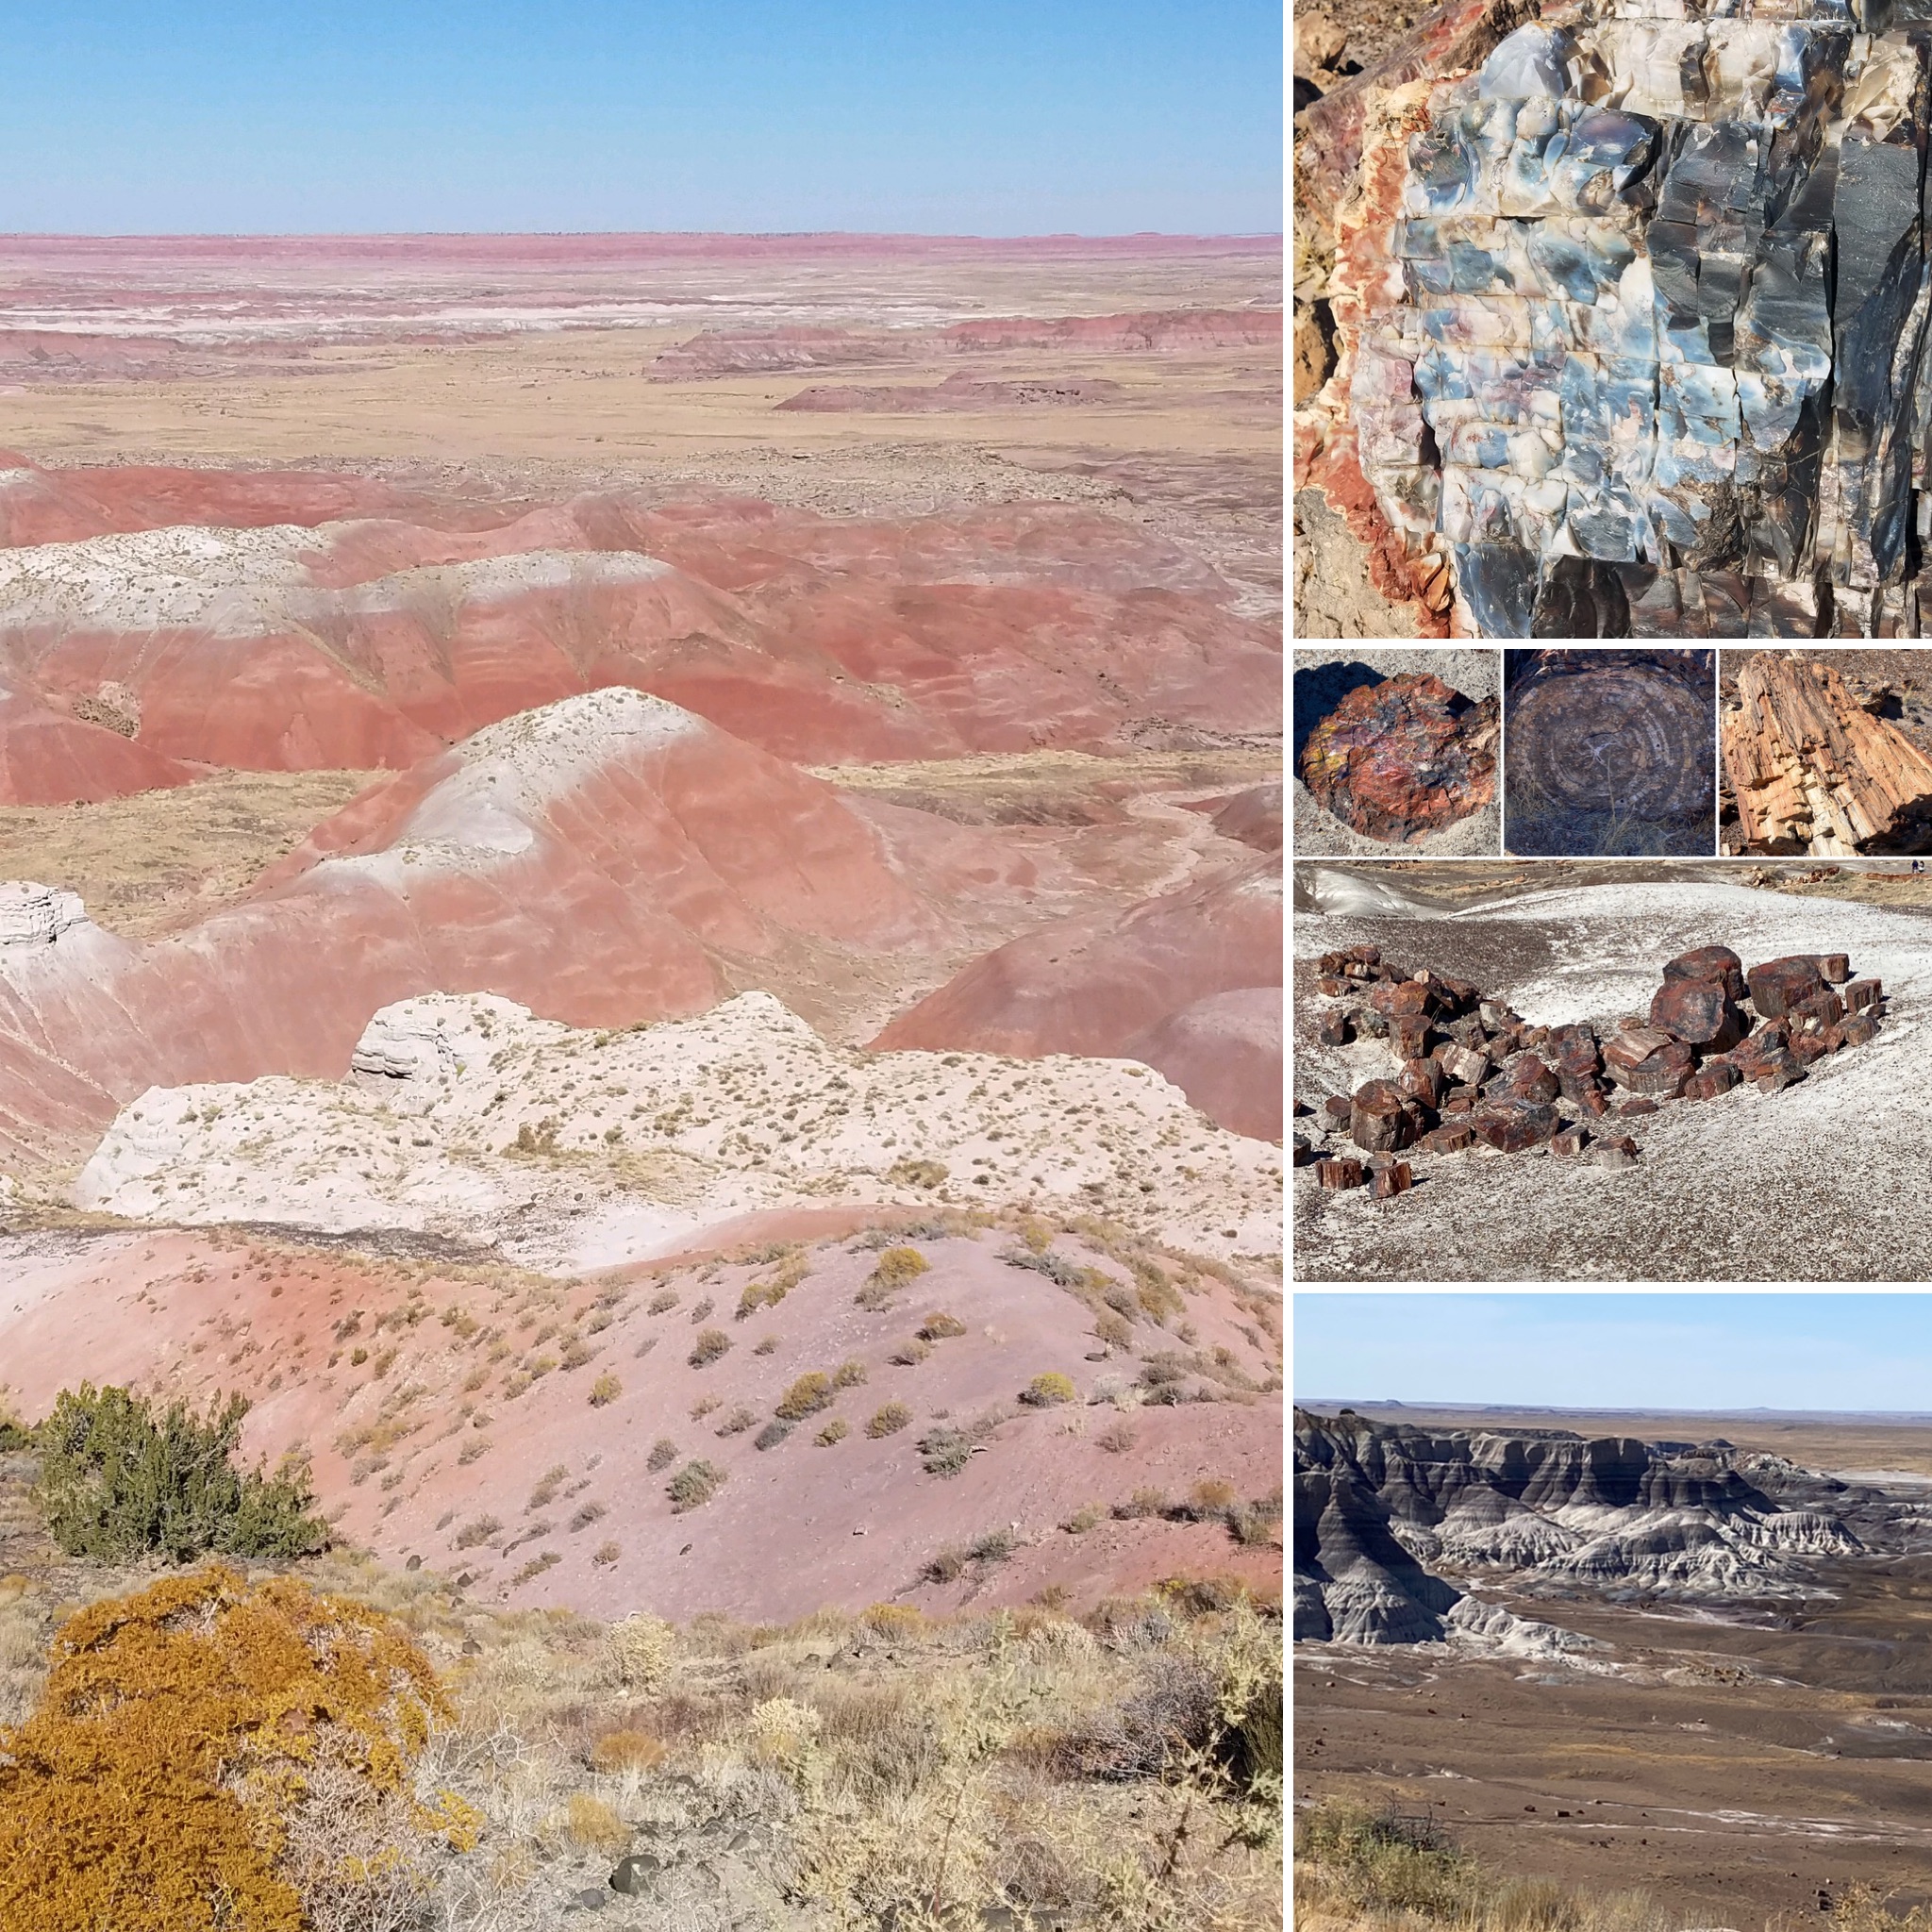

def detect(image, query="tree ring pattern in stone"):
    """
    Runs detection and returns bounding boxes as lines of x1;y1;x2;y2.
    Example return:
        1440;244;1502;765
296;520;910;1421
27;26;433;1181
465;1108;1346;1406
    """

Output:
1509;666;1711;820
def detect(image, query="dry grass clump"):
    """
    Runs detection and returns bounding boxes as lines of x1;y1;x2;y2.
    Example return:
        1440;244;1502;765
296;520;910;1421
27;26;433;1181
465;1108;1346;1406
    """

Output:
866;1401;913;1439
1294;1798;1681;1932
815;1419;849;1447
774;1372;834;1421
688;1328;731;1369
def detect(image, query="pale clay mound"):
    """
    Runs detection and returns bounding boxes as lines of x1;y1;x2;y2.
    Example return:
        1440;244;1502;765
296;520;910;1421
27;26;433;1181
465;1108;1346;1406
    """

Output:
77;989;1284;1273
1293;877;1932;1281
0;520;671;633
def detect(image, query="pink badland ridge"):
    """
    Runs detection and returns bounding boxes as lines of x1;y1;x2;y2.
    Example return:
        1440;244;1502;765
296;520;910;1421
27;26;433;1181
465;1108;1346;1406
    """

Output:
0;457;1281;798
0;1224;1282;1623
0;688;1173;1169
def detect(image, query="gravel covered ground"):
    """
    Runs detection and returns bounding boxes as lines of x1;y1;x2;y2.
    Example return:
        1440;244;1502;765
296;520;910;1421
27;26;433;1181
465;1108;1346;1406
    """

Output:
1292;874;1932;1281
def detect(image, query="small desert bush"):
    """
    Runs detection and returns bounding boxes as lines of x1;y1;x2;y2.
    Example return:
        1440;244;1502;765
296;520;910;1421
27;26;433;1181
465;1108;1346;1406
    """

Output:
646;1438;678;1474
563;1791;629;1855
527;1463;568;1509
0;1567;474;1932
34;1385;325;1564
588;1372;622;1407
832;1358;868;1389
918;1425;972;1477
886;1157;948;1189
591;1541;621;1567
755;1420;792;1451
1094;1309;1134;1351
647;1289;678;1315
856;1245;928;1308
775;1372;834;1421
1019;1372;1076;1407
690;1297;715;1323
715;1406;758;1437
689;1328;731;1369
666;1460;725;1512
691;1393;721;1421
866;1402;912;1439
815;1419;849;1447
608;1614;674;1690
1097;1418;1138;1455
888;1337;932;1367
1063;1503;1103;1534
917;1310;967;1341
589;1727;666;1774
568;1501;607;1533
753;1335;779;1356
452;1515;501;1550
1187;1477;1240;1520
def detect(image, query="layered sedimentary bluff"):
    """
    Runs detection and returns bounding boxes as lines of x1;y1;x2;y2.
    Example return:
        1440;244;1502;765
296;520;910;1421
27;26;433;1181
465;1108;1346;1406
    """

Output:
1298;671;1499;840
1313;0;1932;636
1293;939;1884;1193
1725;650;1932;849
1294;1407;1890;1643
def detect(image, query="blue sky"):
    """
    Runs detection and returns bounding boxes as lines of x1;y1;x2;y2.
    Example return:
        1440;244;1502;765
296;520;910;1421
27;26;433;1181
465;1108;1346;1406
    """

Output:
7;1;1282;235
1295;1294;1932;1414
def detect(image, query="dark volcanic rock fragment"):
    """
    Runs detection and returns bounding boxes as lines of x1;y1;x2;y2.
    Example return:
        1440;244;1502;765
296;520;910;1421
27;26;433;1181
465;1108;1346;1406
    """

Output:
1299;672;1499;841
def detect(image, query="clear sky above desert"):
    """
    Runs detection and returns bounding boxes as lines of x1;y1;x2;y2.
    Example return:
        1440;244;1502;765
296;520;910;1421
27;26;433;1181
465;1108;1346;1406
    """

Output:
1296;1292;1932;1412
13;0;1284;234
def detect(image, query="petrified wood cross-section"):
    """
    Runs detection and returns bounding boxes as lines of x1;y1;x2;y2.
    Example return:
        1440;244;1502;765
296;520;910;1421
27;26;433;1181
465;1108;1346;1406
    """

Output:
1299;670;1499;839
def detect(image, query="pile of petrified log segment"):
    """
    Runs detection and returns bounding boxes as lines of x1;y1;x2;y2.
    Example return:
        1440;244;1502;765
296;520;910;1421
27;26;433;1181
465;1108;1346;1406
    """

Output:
1724;655;1932;857
1294;942;1885;1195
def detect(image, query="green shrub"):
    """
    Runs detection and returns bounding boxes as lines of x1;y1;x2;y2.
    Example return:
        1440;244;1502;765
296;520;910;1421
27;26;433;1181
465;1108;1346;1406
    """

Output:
1019;1372;1077;1407
34;1385;325;1563
775;1372;834;1421
666;1459;725;1512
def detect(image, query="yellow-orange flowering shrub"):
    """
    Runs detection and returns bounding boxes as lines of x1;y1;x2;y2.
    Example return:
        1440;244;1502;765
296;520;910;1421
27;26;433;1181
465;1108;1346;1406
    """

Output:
0;1566;476;1932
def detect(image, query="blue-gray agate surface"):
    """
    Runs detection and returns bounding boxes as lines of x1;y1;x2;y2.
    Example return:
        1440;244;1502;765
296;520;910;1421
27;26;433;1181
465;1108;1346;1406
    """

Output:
1351;1;1932;636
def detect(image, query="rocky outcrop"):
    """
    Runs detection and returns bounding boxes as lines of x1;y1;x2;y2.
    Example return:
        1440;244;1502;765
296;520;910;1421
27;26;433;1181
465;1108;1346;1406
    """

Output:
0;881;89;947
1298;672;1497;841
1725;653;1932;854
75;988;1285;1271
1295;1407;1881;1643
1303;0;1932;636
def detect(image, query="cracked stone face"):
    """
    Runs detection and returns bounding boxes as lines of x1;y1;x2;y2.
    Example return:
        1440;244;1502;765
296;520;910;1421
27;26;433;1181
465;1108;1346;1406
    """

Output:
1341;0;1932;637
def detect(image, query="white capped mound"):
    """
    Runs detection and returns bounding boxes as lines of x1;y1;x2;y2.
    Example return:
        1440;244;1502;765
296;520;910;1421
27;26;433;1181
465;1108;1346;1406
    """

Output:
0;523;668;632
76;990;1283;1273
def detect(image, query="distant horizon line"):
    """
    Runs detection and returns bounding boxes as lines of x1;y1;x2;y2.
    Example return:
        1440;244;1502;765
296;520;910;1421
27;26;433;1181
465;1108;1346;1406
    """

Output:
0;227;1285;243
1298;1398;1932;1422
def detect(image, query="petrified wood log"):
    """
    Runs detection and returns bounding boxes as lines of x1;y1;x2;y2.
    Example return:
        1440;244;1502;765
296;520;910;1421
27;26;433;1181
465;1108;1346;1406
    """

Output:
1317;1011;1355;1047
1399;1057;1444;1106
1586;1139;1639;1172
1371;1162;1415;1200
1292;1138;1318;1166
1390;1015;1433;1060
1650;976;1747;1050
1370;977;1435;1017
1550;1125;1589;1158
1789;989;1843;1029
1300;673;1499;842
1844;977;1883;1012
1811;954;1851;985
1747;956;1826;1019
1603;1025;1675;1071
1350;1078;1415;1152
1324;1095;1354;1123
1419;1123;1475;1155
1726;657;1932;855
1317;1158;1366;1191
1498;1053;1559;1103
1664;946;1748;1003
1471;1097;1557;1152
1611;1041;1694;1097
1842;1012;1881;1046
1683;1061;1740;1100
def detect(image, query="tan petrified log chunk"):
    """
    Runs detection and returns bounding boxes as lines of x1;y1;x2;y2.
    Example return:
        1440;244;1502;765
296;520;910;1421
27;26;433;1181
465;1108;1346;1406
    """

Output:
1725;656;1932;855
1317;1157;1366;1191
